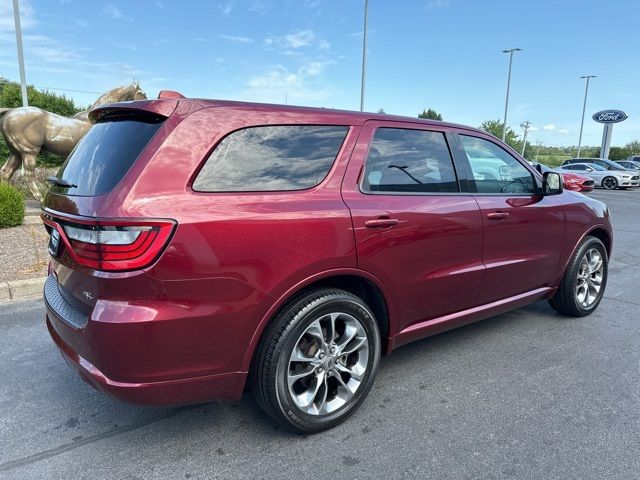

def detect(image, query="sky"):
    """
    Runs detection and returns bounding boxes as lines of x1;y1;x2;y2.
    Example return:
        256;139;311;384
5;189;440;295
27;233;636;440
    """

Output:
1;0;639;147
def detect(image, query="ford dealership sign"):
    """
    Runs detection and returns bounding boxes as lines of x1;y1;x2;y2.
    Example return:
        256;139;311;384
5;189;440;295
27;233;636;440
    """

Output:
592;110;628;123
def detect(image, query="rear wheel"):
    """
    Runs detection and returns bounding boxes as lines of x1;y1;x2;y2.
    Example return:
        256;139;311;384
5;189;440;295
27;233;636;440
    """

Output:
549;236;607;317
251;288;381;433
602;176;618;190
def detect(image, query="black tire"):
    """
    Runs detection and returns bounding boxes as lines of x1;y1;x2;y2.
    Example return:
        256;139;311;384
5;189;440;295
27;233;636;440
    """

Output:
250;288;381;433
549;236;608;317
602;176;618;190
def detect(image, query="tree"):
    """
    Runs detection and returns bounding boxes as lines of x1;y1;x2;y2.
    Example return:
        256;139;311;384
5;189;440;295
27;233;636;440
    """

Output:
376;107;386;114
0;78;84;167
479;119;518;144
418;108;442;120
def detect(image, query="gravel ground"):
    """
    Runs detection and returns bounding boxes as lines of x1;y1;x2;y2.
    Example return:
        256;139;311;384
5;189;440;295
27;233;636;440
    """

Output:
0;167;56;282
0;222;49;282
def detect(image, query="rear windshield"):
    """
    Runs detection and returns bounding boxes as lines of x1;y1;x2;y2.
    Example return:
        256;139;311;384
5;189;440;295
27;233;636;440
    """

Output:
52;114;164;196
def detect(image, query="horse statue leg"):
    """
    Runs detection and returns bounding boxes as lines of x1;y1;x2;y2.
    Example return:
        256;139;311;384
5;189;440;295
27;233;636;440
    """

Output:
0;151;22;182
22;153;43;202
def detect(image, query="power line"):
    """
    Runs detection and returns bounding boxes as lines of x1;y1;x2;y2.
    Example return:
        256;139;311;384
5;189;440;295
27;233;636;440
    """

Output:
0;79;102;95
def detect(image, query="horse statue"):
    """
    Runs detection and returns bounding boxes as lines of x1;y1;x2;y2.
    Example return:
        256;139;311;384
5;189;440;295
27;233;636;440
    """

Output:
0;82;146;201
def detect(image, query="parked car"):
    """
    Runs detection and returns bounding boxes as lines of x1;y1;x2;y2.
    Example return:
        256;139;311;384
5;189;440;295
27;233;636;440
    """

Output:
530;162;594;192
562;157;636;173
42;95;612;433
555;163;639;189
627;155;640;163
616;159;640;171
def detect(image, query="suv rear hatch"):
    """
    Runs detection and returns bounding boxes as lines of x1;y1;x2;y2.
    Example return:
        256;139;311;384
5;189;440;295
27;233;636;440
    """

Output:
43;101;178;336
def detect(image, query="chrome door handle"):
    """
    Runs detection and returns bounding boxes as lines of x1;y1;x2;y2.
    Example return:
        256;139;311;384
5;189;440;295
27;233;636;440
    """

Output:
365;218;399;228
486;212;509;220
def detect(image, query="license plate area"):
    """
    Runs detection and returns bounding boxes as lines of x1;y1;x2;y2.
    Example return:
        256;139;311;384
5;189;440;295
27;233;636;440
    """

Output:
48;229;61;257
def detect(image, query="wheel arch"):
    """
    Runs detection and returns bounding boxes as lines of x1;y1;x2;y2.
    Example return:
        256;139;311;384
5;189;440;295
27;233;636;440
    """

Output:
241;269;395;372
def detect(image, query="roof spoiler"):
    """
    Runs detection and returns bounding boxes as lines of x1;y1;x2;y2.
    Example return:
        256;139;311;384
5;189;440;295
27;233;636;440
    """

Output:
89;99;178;124
157;90;186;100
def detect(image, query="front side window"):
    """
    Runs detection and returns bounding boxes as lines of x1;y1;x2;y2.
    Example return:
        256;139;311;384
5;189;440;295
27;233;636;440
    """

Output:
193;125;348;192
362;128;458;193
459;135;536;194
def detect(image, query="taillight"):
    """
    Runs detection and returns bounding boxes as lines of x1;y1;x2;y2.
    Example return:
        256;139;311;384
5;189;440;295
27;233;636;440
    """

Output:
43;216;175;272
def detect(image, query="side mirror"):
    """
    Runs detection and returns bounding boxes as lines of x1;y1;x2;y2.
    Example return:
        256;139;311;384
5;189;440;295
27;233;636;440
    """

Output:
542;172;563;195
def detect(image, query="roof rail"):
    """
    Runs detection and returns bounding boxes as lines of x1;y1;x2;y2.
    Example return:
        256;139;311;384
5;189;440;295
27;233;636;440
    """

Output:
157;90;186;100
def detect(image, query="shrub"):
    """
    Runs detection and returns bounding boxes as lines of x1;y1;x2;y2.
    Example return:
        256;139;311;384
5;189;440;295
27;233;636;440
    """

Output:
0;182;25;228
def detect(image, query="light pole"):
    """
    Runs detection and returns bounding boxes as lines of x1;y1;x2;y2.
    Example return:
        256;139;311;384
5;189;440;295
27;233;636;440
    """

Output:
359;0;369;112
520;121;531;157
536;141;542;162
577;75;596;158
12;0;28;107
501;48;521;142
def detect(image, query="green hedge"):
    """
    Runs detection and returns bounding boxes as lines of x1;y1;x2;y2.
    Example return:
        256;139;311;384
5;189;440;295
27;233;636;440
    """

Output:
0;182;25;228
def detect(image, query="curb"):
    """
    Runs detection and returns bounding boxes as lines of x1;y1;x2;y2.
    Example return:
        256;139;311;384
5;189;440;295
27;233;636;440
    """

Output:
0;277;46;304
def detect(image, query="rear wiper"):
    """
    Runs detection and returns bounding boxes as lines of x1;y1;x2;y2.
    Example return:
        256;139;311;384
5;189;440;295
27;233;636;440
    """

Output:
46;176;77;188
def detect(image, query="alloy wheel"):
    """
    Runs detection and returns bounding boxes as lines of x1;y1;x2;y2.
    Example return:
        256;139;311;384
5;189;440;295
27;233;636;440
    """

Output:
603;177;617;190
575;247;604;308
287;312;369;415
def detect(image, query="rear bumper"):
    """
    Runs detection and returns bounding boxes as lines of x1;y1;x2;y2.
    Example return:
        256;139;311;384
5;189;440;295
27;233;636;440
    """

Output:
46;314;246;405
42;267;263;406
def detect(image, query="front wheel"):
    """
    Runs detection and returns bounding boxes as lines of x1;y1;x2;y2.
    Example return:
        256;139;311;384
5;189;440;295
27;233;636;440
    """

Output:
602;176;618;190
549;236;608;316
251;288;381;433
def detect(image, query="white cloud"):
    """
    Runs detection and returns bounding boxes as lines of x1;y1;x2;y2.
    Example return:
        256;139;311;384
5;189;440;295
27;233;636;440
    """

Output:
558;129;570;135
102;4;132;21
318;39;331;50
219;2;233;15
248;66;301;89
300;61;331;77
218;34;254;44
543;124;556;131
426;0;450;7
244;61;336;104
74;19;90;28
283;30;315;48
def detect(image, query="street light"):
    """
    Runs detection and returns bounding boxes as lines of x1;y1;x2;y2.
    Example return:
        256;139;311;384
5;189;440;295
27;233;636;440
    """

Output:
12;0;28;107
577;75;596;158
501;48;522;142
520;121;531;157
359;0;369;112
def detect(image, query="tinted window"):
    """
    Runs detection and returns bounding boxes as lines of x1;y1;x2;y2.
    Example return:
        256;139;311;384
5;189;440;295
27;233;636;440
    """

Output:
571;165;586;171
362;128;458;193
54;115;164;196
460;135;536;194
193;125;348;192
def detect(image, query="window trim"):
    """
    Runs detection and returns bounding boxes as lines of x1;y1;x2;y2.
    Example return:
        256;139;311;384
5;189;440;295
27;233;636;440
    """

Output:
453;131;543;197
358;125;462;196
190;124;351;194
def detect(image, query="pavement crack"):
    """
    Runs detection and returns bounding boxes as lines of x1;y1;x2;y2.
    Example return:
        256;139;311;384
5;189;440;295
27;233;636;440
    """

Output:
0;405;199;473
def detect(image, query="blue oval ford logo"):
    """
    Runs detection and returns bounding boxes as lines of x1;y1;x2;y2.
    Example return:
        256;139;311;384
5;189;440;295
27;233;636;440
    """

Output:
592;110;628;123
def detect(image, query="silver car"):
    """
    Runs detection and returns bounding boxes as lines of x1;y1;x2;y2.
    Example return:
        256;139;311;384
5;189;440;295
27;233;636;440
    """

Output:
555;163;640;190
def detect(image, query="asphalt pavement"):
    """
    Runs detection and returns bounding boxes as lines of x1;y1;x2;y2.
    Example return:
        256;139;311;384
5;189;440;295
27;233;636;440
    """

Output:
1;189;639;480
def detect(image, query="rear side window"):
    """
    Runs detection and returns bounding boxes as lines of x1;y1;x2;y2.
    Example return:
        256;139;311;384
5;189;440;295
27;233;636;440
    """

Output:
362;128;458;193
54;114;164;196
193;125;348;192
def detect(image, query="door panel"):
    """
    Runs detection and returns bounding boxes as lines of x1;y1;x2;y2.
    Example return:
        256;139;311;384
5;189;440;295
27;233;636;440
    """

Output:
455;133;566;304
474;195;565;303
341;122;485;334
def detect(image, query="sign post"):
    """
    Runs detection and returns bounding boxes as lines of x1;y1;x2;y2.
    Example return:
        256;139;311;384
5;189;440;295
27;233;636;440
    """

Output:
592;110;628;159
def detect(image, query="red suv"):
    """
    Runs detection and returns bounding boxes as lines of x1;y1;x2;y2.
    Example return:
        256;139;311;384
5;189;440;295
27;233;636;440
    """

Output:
43;95;612;433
